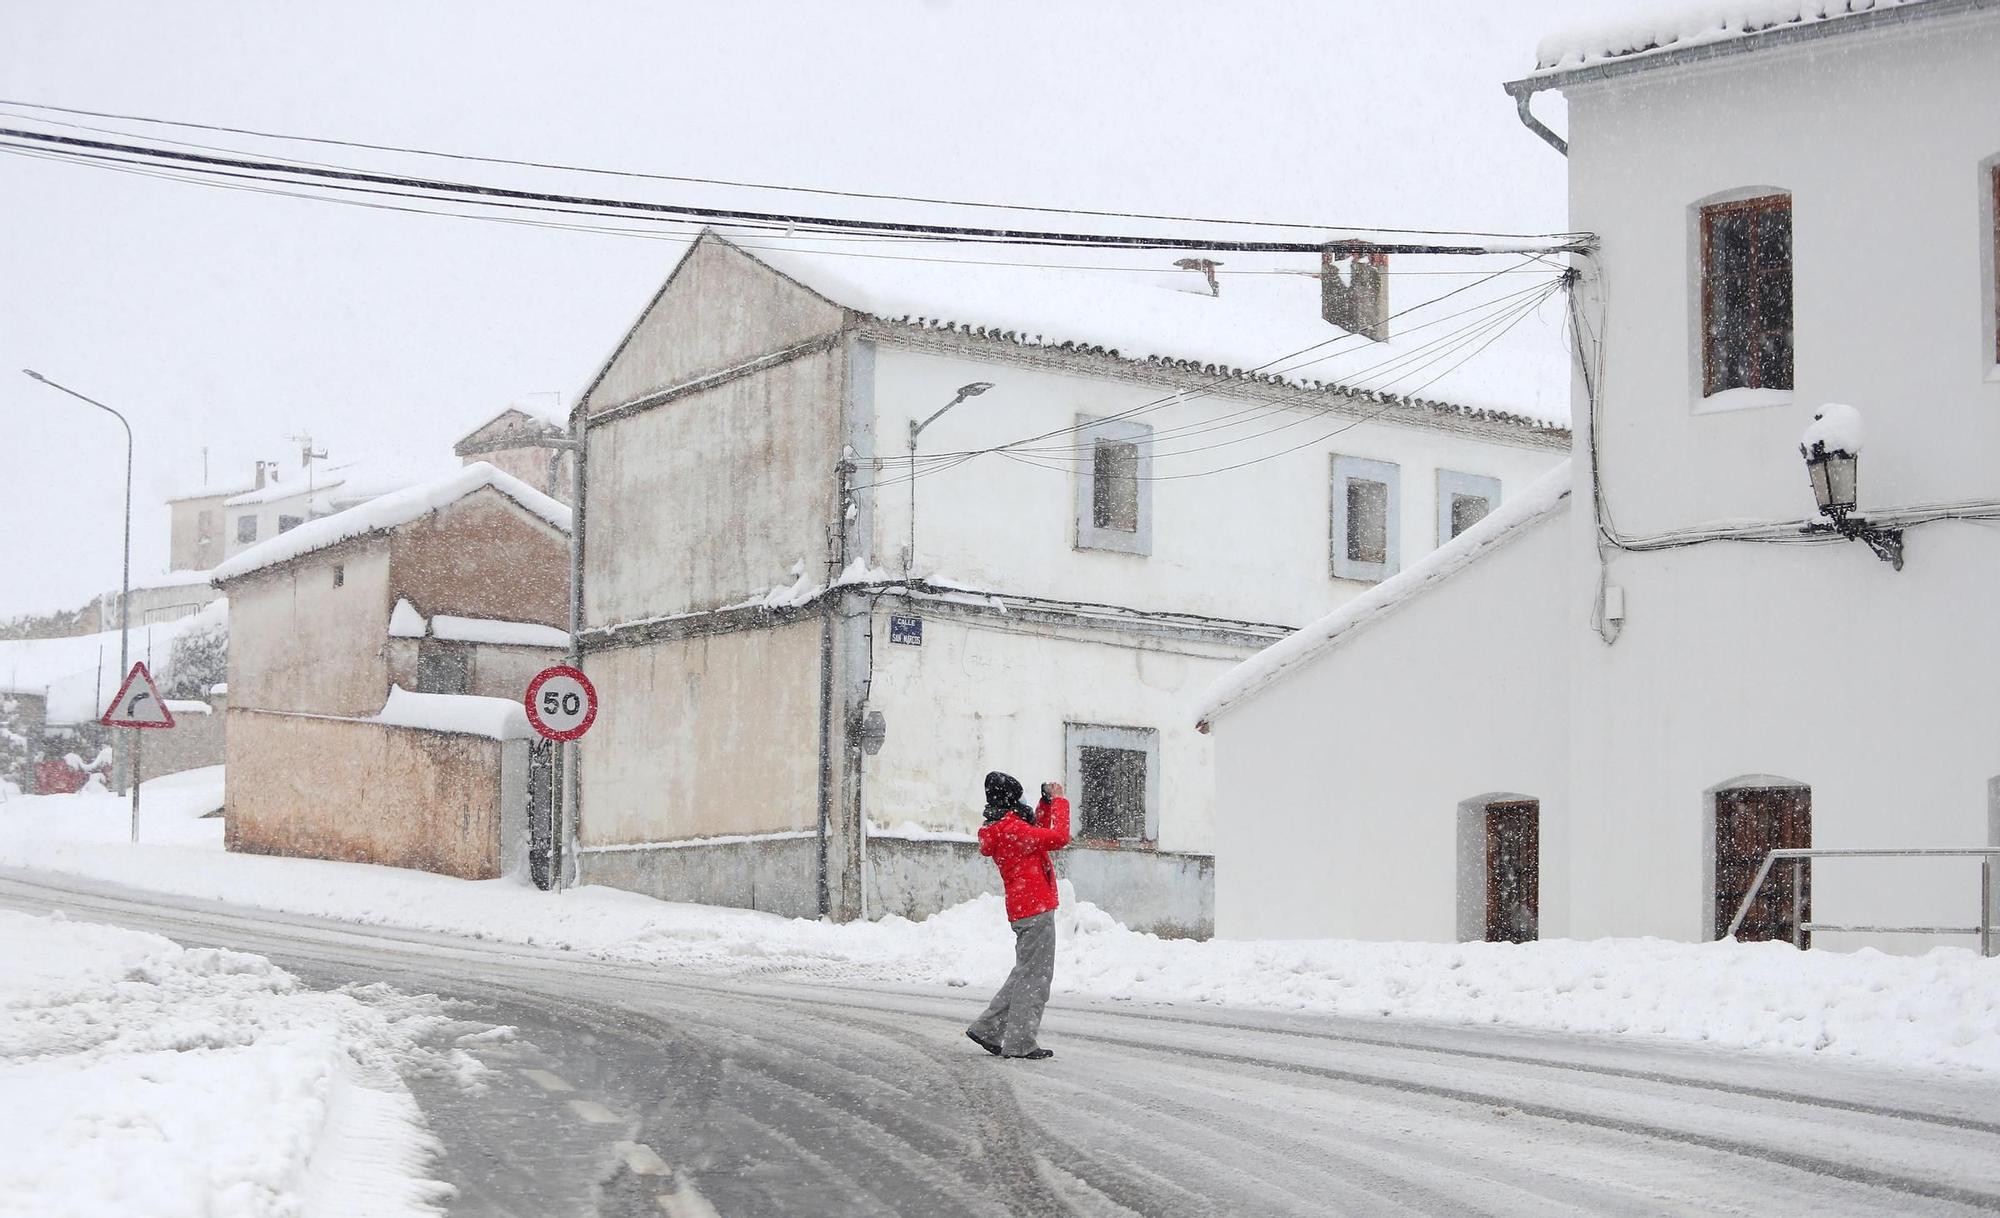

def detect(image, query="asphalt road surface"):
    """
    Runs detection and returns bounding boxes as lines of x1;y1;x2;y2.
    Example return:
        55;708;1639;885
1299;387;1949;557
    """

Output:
5;867;1999;1217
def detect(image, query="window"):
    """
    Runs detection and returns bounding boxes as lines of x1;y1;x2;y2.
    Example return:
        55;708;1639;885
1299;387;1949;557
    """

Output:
196;509;212;541
1092;440;1140;531
1065;723;1159;844
1074;415;1152;554
1435;471;1501;544
277;514;303;534
1700;193;1793;395
1330;455;1400;582
332;564;344;588
416;641;470;695
235;515;257;544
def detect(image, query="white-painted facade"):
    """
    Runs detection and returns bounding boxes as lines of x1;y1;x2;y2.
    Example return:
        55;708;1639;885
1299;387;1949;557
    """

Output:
573;234;1567;933
1209;6;2000;951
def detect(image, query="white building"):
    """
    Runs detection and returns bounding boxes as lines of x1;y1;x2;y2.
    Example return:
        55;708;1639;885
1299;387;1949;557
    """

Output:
1205;0;2000;952
570;231;1569;934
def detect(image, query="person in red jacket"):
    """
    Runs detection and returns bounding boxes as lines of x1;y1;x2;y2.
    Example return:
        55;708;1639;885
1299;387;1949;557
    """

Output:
966;770;1070;1060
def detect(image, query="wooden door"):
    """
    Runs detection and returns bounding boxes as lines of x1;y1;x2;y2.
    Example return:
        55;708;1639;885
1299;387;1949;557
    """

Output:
1485;801;1539;943
1715;786;1811;946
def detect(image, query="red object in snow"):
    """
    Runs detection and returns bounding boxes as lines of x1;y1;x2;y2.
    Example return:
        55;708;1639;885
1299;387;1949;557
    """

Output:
33;758;94;795
979;796;1072;922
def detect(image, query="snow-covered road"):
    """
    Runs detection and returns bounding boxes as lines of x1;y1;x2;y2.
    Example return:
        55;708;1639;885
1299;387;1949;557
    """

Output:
4;869;1997;1217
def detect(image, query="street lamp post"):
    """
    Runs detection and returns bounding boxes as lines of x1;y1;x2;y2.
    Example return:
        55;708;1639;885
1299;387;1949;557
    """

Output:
24;370;135;811
906;382;993;577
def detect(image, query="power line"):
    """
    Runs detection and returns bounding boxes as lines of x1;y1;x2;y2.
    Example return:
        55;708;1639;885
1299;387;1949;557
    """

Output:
0;123;1589;257
0;95;1589;244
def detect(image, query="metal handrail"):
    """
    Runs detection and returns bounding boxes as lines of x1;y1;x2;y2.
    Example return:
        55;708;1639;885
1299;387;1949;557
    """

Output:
1723;847;1999;956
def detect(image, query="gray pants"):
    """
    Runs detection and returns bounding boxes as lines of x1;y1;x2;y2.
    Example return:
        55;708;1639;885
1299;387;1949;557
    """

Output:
968;910;1056;1056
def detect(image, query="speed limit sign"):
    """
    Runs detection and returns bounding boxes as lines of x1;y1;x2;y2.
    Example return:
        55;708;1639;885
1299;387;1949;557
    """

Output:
525;665;598;741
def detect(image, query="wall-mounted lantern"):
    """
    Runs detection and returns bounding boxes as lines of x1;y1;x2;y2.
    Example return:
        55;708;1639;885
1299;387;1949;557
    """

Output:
1799;403;1902;569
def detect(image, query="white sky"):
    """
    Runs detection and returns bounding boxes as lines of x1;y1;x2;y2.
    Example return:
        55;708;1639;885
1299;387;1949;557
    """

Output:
0;0;1638;617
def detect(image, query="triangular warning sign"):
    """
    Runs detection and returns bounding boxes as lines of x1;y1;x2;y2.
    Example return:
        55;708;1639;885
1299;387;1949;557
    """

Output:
101;661;176;729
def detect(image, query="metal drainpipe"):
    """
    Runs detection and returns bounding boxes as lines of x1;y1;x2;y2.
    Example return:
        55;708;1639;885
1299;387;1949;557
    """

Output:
1509;88;1568;157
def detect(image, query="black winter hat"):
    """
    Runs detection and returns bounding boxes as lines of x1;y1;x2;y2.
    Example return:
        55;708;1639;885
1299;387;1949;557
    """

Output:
984;771;1023;811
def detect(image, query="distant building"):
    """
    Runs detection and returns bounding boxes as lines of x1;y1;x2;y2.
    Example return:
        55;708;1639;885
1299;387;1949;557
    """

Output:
566;230;1568;934
1207;2;2000;953
211;462;571;879
454;402;574;503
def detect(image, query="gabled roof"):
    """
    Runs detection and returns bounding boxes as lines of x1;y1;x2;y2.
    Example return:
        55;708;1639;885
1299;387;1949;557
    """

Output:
1519;0;1952;87
635;230;1573;433
211;461;570;585
1195;460;1572;729
455;402;567;451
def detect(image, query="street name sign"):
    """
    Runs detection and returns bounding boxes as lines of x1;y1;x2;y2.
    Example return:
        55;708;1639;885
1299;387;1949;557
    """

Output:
525;665;597;741
101;662;176;729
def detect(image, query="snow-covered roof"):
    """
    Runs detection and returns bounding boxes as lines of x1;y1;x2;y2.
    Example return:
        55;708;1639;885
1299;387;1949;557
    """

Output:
1531;0;1930;76
223;477;336;508
431;615;568;649
164;478;260;504
388;598;426;639
211;462;571;585
696;233;1574;431
1195;460;1572;728
458;401;568;444
130;568;218;591
386;598;567;648
370;685;531;740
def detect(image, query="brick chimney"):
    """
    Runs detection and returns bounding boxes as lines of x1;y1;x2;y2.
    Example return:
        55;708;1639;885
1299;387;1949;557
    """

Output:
253;461;266;490
1320;245;1389;342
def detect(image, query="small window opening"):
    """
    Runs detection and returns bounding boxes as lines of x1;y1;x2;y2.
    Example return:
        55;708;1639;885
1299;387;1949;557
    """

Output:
1078;745;1148;841
277;514;303;534
235;515;258;543
1092;440;1140;532
332;564;344;588
1449;493;1491;539
416;641;470;696
1345;479;1389;564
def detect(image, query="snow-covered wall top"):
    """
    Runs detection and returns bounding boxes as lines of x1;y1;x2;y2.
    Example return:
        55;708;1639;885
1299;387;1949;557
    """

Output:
1195;459;1572;727
212;462;570;585
1533;0;1927;73
734;235;1574;430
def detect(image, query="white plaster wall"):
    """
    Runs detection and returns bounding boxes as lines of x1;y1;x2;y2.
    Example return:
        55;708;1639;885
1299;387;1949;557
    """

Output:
1210;507;1572;941
866;345;1566;627
1562;15;2000;947
223;487;322;559
860;607;1252;854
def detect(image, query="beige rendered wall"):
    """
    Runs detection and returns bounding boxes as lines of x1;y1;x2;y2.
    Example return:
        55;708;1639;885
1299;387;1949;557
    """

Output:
469;643;563;701
587;348;845;623
390;489;568;627
587;235;845;414
581;619;821;846
224;707;504;879
225;543;393;717
169;495;229;571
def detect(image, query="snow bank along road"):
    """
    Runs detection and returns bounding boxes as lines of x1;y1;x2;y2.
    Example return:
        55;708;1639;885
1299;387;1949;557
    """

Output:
5;870;1999;1218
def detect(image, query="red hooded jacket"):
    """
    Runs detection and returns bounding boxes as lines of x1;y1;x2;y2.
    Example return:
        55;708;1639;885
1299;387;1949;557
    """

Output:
979;796;1071;921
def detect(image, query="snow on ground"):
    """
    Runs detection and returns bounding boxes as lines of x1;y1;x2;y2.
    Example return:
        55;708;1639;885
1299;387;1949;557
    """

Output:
4;770;1998;1075
0;906;459;1218
0;598;228;725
